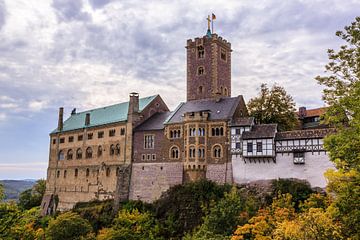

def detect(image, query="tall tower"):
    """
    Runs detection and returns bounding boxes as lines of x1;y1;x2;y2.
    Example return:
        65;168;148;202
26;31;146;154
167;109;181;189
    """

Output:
186;31;232;101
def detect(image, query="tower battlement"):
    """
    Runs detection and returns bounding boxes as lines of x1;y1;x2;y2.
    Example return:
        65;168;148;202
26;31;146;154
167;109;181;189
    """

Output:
186;34;231;49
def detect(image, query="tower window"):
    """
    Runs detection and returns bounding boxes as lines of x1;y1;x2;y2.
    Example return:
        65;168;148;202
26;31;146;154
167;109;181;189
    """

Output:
220;48;226;61
197;46;204;59
197;66;205;76
198;86;203;94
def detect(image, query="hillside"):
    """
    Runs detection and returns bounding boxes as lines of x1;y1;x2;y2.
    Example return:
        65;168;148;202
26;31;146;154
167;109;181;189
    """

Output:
0;179;36;201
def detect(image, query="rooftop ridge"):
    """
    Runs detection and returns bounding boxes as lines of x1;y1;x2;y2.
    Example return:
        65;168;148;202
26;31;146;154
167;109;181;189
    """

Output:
73;94;158;115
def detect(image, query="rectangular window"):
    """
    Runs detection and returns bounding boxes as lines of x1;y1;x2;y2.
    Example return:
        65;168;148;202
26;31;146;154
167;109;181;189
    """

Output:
144;135;154;149
235;142;241;149
147;154;151;160
120;128;125;135
256;142;262;152
294;152;305;164
109;129;115;137
141;154;145;161
98;131;104;138
87;133;93;140
78;135;83;141
68;136;74;142
247;142;253;152
59;138;65;144
235;128;241;135
220;48;227;61
52;139;56;144
152;154;156;160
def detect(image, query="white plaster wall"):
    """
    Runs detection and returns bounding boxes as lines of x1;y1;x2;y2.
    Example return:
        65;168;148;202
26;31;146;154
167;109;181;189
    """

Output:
232;152;335;188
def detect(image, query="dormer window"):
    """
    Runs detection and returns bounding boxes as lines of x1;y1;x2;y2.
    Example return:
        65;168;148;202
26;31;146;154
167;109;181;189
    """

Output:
197;46;204;59
198;66;204;76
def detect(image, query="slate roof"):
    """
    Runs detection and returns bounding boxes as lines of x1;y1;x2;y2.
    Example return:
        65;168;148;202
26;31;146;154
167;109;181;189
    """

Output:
232;117;254;126
135;112;172;131
297;107;327;118
165;96;241;124
52;95;158;134
276;128;335;140
242;124;277;139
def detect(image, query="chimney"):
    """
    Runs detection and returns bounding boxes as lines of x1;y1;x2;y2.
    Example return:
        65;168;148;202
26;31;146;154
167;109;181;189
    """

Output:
57;107;64;131
299;107;307;119
71;108;76;115
85;113;90;126
128;92;139;115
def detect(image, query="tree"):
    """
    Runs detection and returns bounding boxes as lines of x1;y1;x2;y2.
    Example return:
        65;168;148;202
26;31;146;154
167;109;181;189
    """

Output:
97;209;163;240
0;183;4;201
316;16;360;238
46;212;94;240
247;83;297;131
18;179;46;210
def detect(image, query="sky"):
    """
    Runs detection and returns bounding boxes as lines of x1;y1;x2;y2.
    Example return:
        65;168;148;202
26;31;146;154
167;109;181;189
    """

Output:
0;0;359;179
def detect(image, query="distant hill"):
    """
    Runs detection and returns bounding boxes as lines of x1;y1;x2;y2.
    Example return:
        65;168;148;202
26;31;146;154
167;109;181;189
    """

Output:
0;179;37;201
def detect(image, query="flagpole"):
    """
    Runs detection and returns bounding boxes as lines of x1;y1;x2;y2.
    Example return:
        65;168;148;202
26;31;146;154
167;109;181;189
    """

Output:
211;18;214;34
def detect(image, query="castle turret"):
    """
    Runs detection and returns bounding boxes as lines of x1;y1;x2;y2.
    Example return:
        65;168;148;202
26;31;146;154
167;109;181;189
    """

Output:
127;92;140;125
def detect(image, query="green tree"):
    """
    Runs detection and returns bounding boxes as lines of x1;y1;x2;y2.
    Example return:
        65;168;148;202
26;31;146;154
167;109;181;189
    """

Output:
0;183;4;201
154;180;231;239
46;212;94;240
97;209;163;240
247;83;297;131
316;16;360;239
19;179;46;210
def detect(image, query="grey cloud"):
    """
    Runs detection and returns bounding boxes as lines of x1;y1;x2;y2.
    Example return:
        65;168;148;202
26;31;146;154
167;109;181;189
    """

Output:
88;0;112;9
52;0;91;22
0;0;5;31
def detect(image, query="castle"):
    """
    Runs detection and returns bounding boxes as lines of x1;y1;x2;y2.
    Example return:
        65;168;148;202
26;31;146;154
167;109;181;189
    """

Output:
41;24;334;215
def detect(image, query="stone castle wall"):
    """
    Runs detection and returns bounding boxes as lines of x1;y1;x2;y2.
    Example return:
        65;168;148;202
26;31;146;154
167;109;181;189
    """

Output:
129;162;183;202
206;162;233;184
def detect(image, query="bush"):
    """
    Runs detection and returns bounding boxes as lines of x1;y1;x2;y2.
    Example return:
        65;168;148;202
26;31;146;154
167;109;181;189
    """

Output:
46;212;94;240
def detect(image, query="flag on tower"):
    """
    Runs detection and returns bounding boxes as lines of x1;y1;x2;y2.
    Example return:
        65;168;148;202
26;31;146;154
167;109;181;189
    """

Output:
212;13;216;20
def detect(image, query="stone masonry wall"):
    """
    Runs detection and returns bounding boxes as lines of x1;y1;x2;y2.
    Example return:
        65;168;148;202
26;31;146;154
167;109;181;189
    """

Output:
206;162;233;184
129;162;183;202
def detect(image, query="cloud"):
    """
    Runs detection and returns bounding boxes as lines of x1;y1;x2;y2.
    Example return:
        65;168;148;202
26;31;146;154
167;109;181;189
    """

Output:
88;0;112;9
0;0;5;31
52;0;91;22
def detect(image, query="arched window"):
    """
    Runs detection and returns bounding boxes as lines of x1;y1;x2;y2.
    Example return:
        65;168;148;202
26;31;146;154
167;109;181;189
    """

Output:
86;147;92;159
198;147;205;158
57;170;60;178
189;146;195;158
86;168;90;177
76;148;82;159
58;150;64;161
177;130;181;137
116;144;121;155
198;85;203;94
106;167;110;177
110;144;115;156
224;87;228;96
197;66;204;75
97;146;102;157
64;170;67;178
170;146;180;159
75;168;78;177
220;86;223;94
215;128;220;136
67;149;73;160
170;131;173;138
213;145;222;158
197;46;204;58
212;128;215;136
220;127;224;136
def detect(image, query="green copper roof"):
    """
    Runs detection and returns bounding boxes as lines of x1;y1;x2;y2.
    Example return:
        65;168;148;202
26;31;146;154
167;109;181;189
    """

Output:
52;95;158;134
